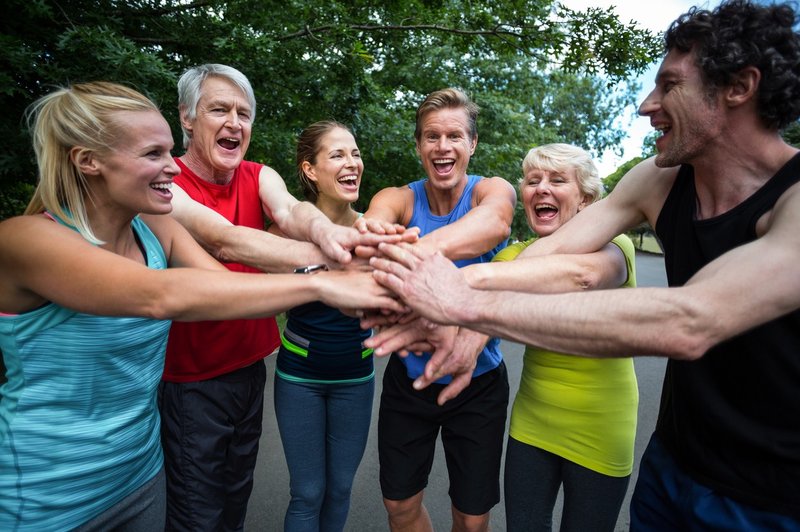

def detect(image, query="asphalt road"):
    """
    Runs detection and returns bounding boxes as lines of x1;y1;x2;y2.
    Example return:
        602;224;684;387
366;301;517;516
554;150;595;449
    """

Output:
246;251;668;531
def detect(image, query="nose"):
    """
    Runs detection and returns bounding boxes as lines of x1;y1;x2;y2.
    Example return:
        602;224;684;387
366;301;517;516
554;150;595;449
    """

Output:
638;87;659;117
534;179;551;193
165;156;180;176
435;135;450;152
225;110;241;129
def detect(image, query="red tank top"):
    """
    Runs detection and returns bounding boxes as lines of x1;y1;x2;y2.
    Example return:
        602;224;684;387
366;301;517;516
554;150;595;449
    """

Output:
162;158;280;382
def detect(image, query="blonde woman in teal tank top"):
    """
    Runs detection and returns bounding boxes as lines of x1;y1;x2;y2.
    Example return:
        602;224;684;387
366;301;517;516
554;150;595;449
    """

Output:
462;144;638;531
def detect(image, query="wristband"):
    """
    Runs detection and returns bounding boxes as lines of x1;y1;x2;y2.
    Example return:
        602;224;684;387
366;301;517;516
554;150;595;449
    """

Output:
293;264;329;274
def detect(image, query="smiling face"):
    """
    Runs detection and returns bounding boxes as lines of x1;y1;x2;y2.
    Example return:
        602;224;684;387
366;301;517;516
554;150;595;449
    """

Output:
521;166;590;236
89;110;180;216
303;127;363;205
415;107;477;191
639;49;724;168
181;76;252;183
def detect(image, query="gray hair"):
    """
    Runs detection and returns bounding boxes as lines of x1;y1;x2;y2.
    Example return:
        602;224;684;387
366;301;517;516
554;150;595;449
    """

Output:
521;143;603;203
177;64;256;148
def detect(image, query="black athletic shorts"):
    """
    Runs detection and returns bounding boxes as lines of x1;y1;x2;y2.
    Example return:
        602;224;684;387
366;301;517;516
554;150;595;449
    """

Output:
378;354;509;515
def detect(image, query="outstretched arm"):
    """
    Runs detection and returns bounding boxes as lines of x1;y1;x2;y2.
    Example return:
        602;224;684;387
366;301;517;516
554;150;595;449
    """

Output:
169;183;328;272
371;180;800;366
416;176;516;261
519;158;676;258
0;214;405;321
259;166;408;265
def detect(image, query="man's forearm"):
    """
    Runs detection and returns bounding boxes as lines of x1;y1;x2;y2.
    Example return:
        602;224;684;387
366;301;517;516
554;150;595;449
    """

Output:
457;286;714;360
214;224;328;273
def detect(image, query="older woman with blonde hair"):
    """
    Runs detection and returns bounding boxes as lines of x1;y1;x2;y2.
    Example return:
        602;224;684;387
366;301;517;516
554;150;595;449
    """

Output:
0;82;401;531
460;143;638;531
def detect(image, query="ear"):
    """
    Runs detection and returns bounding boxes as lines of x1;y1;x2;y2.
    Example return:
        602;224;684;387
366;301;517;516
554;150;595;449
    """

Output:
577;194;592;211
469;133;478;155
179;104;193;136
725;66;760;108
70;147;101;176
301;160;318;183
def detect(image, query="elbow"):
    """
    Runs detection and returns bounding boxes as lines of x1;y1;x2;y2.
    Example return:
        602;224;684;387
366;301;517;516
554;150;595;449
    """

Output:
574;269;602;291
664;332;714;361
662;303;722;361
139;282;187;321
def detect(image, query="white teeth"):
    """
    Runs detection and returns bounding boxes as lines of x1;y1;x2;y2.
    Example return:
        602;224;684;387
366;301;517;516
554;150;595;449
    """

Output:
433;158;454;164
338;175;357;183
151;183;172;190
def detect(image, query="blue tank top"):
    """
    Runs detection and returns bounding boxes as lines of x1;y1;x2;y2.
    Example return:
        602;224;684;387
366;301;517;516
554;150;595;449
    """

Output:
403;175;507;382
0;215;170;530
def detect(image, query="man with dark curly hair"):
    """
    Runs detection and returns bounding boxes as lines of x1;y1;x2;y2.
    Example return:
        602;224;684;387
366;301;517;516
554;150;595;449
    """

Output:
365;1;800;529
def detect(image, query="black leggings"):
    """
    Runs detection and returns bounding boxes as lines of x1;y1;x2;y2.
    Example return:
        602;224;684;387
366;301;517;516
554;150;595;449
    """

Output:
504;436;630;532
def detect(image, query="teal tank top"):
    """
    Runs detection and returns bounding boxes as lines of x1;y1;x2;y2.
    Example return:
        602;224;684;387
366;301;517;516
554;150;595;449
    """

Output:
0;215;171;531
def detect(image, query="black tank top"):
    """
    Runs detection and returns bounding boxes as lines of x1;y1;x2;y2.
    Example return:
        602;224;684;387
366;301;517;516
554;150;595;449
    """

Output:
654;153;800;518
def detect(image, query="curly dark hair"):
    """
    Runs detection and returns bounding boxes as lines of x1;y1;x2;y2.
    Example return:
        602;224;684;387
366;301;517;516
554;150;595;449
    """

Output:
665;0;800;130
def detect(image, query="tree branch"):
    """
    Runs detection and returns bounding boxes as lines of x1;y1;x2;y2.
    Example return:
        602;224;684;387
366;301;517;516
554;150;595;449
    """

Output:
277;23;524;42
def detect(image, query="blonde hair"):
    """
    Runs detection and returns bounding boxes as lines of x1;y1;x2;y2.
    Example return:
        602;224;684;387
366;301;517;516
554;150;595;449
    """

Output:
24;81;159;244
521;143;603;203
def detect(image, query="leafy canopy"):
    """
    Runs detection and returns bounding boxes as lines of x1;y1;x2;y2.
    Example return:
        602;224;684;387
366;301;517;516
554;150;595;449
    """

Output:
1;0;661;226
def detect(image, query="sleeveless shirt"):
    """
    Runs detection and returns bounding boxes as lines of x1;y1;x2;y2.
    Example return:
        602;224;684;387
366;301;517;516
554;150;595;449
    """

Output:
654;153;800;518
498;235;639;477
0;216;170;530
163;158;280;382
402;175;507;382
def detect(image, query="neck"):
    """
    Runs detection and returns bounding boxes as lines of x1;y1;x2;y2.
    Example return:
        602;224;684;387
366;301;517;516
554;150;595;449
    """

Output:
423;175;468;216
180;149;234;185
315;195;358;226
690;133;797;219
85;201;142;260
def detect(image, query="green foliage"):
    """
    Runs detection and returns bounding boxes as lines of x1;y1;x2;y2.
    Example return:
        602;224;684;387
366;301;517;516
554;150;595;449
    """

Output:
783;121;800;147
1;0;661;220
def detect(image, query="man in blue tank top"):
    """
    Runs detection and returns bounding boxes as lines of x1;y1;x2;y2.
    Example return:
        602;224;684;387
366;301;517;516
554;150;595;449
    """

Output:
358;87;516;531
368;2;800;529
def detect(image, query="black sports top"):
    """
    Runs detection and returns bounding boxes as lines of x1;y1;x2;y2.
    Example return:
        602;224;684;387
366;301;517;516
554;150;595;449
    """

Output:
654;152;800;518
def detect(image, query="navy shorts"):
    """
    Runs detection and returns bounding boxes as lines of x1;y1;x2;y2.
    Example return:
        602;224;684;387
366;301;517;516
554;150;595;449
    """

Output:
378;354;509;515
631;434;800;530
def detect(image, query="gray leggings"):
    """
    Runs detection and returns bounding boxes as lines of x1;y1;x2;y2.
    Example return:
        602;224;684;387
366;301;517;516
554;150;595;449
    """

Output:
76;467;166;532
504;437;630;532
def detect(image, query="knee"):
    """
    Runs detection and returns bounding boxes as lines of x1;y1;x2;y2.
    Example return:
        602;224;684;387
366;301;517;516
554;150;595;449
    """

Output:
384;494;425;528
452;508;490;532
291;480;326;511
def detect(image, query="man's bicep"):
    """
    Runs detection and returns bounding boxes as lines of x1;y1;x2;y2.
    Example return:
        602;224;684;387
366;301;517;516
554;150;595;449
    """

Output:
685;199;800;342
473;176;516;222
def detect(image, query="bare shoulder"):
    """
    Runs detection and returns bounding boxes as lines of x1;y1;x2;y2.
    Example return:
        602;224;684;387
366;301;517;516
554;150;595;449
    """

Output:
364;185;413;225
474;175;516;201
763;180;800;237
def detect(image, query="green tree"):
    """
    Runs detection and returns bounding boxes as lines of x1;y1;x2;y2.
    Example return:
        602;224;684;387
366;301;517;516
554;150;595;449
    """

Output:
1;0;661;220
784;121;800;147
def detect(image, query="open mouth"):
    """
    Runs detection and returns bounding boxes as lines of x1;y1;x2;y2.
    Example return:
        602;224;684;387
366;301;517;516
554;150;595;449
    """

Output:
150;182;173;198
534;204;558;220
337;174;359;189
217;137;240;150
432;158;455;175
